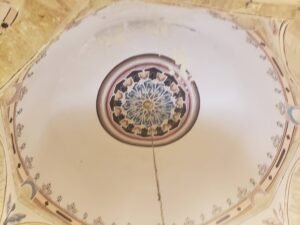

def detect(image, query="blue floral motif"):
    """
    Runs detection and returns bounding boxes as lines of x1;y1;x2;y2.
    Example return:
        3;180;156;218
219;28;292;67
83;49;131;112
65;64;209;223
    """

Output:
97;55;198;145
123;80;174;128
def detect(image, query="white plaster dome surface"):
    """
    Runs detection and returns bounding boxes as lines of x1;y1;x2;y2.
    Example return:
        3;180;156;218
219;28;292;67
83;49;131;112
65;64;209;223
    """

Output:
13;2;291;225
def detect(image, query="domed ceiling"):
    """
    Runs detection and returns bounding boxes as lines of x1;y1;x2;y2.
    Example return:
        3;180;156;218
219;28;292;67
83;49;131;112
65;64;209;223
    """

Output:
1;1;300;225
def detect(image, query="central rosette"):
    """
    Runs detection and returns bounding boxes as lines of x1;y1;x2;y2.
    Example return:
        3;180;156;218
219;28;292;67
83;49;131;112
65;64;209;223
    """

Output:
142;100;153;111
108;67;189;138
123;80;175;129
97;54;200;146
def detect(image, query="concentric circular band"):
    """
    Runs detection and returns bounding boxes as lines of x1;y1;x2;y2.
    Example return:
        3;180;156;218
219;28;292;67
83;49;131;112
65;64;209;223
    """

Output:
97;54;200;147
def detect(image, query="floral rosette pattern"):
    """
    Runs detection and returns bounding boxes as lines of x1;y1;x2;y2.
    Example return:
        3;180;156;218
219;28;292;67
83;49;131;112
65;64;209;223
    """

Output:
97;54;200;147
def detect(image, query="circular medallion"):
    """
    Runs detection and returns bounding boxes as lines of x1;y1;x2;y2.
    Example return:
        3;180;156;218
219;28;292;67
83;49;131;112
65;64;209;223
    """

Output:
97;54;200;147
